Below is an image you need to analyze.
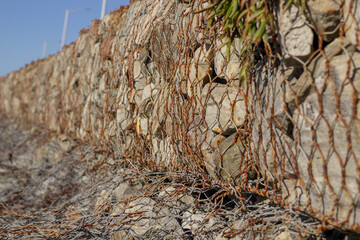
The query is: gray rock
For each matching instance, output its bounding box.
[212,133,250,185]
[291,51,360,226]
[344,0,360,47]
[202,83,246,135]
[286,38,355,111]
[151,137,176,165]
[307,0,341,42]
[57,134,72,152]
[214,38,242,82]
[116,105,132,132]
[184,44,214,99]
[181,210,217,233]
[124,196,183,238]
[141,83,158,102]
[275,228,300,240]
[278,1,313,66]
[188,60,212,98]
[113,182,142,201]
[124,197,157,237]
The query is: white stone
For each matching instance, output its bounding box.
[141,83,158,102]
[202,83,246,135]
[278,1,313,66]
[344,0,360,47]
[214,38,242,81]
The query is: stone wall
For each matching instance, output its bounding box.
[0,0,359,232]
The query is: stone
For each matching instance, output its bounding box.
[274,228,301,240]
[150,88,169,138]
[141,83,158,102]
[133,60,147,90]
[111,182,143,216]
[344,0,360,47]
[151,18,176,79]
[181,210,217,233]
[203,151,217,179]
[158,186,176,198]
[290,51,360,226]
[112,230,135,240]
[58,134,72,152]
[151,137,176,166]
[124,197,157,237]
[214,38,242,82]
[179,3,206,44]
[186,44,214,98]
[215,233,242,240]
[186,113,212,149]
[124,197,183,238]
[196,32,212,45]
[137,116,148,136]
[211,133,249,185]
[286,38,355,111]
[146,62,160,85]
[105,120,117,139]
[116,105,132,132]
[201,83,246,135]
[278,1,314,66]
[113,182,142,201]
[252,61,299,136]
[307,0,341,42]
[179,194,195,206]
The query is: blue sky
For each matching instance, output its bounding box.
[0,0,129,76]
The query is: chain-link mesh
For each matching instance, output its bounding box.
[0,0,359,238]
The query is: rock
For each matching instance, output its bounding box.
[152,137,176,166]
[105,120,117,139]
[132,59,148,103]
[187,44,214,98]
[278,1,313,66]
[202,83,246,135]
[307,0,341,42]
[275,229,298,240]
[291,51,360,226]
[186,113,212,149]
[146,62,160,85]
[111,182,143,216]
[124,197,157,237]
[344,0,360,47]
[196,32,212,45]
[112,230,135,240]
[215,233,242,240]
[212,133,247,185]
[125,197,183,238]
[179,194,195,206]
[116,105,132,132]
[150,87,169,138]
[158,186,176,198]
[151,18,176,78]
[202,134,227,178]
[194,44,214,63]
[141,83,158,102]
[113,182,142,201]
[182,210,217,233]
[58,134,72,152]
[286,38,355,111]
[179,2,207,44]
[137,116,148,136]
[203,151,217,179]
[214,38,242,82]
[187,60,211,98]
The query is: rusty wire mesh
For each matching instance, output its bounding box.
[0,0,360,239]
[115,0,360,232]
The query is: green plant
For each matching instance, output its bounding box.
[198,0,306,85]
